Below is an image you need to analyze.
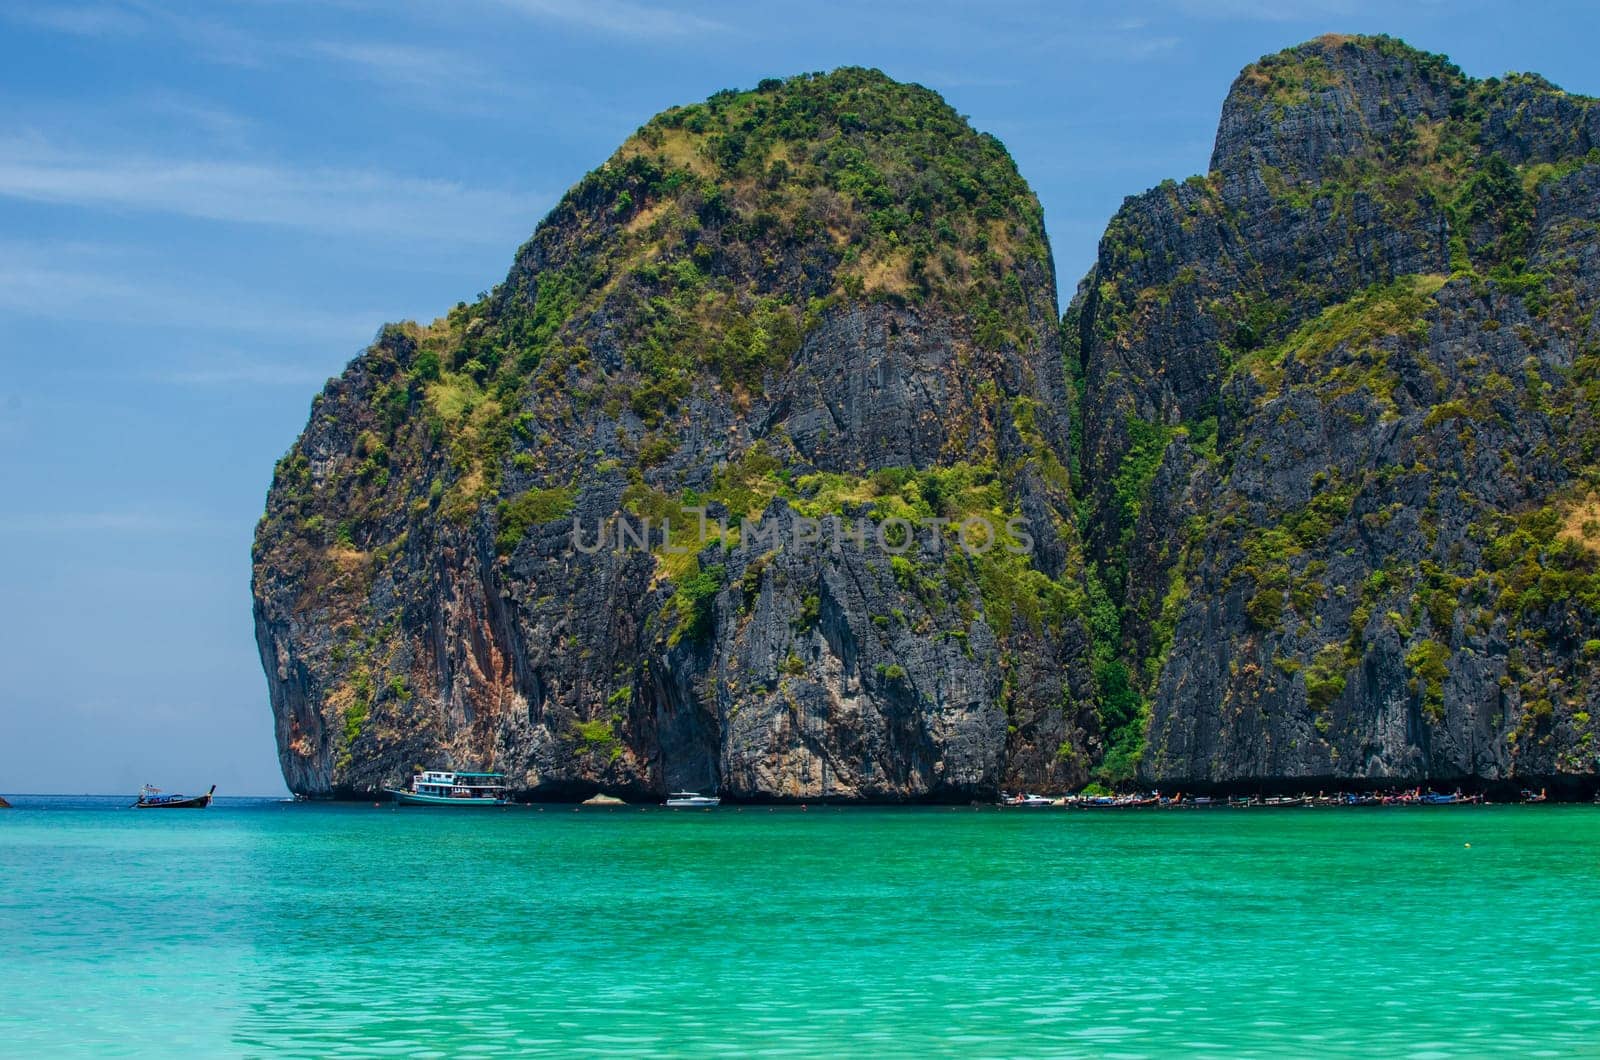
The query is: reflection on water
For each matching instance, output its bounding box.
[3,798,1599,1057]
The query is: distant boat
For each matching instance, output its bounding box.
[132,784,215,809]
[665,791,720,808]
[1419,791,1482,806]
[1071,794,1159,809]
[0,794,11,808]
[386,770,510,806]
[1001,793,1054,807]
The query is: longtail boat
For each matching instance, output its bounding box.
[132,784,215,809]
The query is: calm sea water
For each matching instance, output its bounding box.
[2,797,1598,1058]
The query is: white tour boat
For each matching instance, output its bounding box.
[386,770,510,807]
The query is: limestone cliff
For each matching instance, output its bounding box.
[253,69,1096,799]
[257,41,1600,799]
[1071,35,1600,792]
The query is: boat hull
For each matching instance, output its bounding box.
[133,794,213,809]
[386,789,509,807]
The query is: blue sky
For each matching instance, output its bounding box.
[2,0,1596,795]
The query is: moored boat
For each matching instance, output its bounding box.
[1070,794,1160,809]
[665,791,720,808]
[1418,791,1482,806]
[386,770,510,806]
[132,784,215,809]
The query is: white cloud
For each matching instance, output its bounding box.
[0,136,546,244]
[152,356,335,387]
[1167,0,1359,20]
[8,1,275,66]
[0,509,227,534]
[917,71,1023,90]
[304,39,526,103]
[5,3,145,36]
[137,2,275,67]
[490,0,725,38]
[1107,33,1182,59]
[138,93,256,143]
[308,39,472,87]
[0,239,390,342]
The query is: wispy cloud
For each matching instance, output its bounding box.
[0,509,227,534]
[0,93,257,157]
[305,39,524,102]
[7,3,614,113]
[490,0,725,39]
[6,1,276,65]
[8,2,491,80]
[151,356,334,388]
[0,239,391,342]
[1104,33,1182,60]
[129,1,274,67]
[917,71,1023,90]
[308,39,472,88]
[1028,15,1183,63]
[5,3,145,37]
[137,93,256,144]
[0,136,546,243]
[1167,0,1358,20]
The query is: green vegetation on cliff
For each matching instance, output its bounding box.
[256,37,1600,798]
[254,65,1092,799]
[1070,33,1600,786]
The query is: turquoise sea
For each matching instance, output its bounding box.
[2,797,1598,1058]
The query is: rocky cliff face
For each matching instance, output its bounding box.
[1071,35,1600,792]
[257,40,1600,799]
[253,69,1096,800]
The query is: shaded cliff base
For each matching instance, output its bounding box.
[313,774,1600,804]
[1135,775,1599,803]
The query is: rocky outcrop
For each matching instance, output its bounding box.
[254,68,1095,800]
[257,40,1600,800]
[1071,34,1600,793]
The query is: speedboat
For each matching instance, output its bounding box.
[132,784,215,809]
[386,770,510,806]
[665,791,720,808]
